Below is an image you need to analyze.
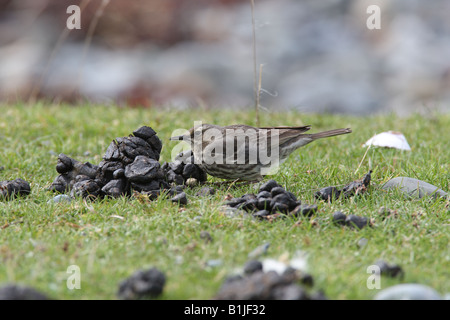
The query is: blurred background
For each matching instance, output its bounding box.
[1,0,450,115]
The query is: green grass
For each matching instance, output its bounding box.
[0,102,448,300]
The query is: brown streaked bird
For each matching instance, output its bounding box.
[171,124,351,181]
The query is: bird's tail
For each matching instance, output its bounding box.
[309,128,352,140]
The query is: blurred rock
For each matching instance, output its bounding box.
[374,284,442,300]
[2,0,450,114]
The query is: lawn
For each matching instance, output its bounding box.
[0,103,448,299]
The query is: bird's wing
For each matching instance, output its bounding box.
[257,126,311,146]
[259,125,311,132]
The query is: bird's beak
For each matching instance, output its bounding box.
[170,135,190,141]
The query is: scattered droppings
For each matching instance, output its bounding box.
[332,212,370,230]
[215,258,323,300]
[332,211,347,225]
[345,214,369,230]
[243,260,263,275]
[224,180,316,220]
[0,284,50,300]
[315,186,340,202]
[0,178,31,199]
[289,204,318,218]
[315,171,372,202]
[117,267,166,300]
[215,270,309,300]
[373,260,404,279]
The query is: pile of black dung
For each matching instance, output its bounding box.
[0,178,31,199]
[225,180,318,220]
[49,126,207,199]
[331,211,370,230]
[117,267,166,300]
[315,170,372,202]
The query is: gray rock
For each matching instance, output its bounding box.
[357,237,369,248]
[382,177,447,199]
[374,284,442,300]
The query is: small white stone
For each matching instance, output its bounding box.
[363,131,411,150]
